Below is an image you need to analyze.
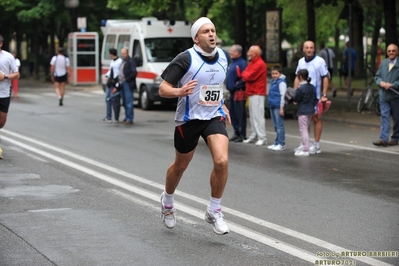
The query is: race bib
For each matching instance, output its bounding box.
[198,84,223,106]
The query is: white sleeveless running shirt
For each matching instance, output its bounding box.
[175,47,228,124]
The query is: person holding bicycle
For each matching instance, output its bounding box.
[373,44,399,147]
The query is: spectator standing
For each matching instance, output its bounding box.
[50,47,71,106]
[372,44,399,147]
[226,44,247,142]
[342,42,357,96]
[242,45,267,146]
[294,40,329,154]
[158,17,231,235]
[267,66,287,151]
[0,34,20,159]
[104,48,122,122]
[319,42,336,97]
[112,47,136,125]
[293,69,318,156]
[11,51,21,98]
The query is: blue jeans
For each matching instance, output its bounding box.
[379,97,399,141]
[121,81,134,122]
[270,107,285,145]
[229,91,239,135]
[234,98,247,137]
[105,87,120,120]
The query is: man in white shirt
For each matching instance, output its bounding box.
[103,48,123,122]
[294,40,329,154]
[50,47,71,106]
[0,34,20,159]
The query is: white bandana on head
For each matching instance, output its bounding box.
[191,17,217,57]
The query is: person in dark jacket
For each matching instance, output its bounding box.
[373,43,399,146]
[112,48,137,124]
[293,69,318,156]
[226,44,247,142]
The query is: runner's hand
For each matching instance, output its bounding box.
[179,80,197,96]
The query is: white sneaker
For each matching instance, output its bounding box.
[160,192,176,229]
[204,207,229,235]
[309,145,321,154]
[294,144,303,152]
[255,139,267,146]
[295,150,309,156]
[243,138,255,144]
[267,144,276,150]
[272,144,286,151]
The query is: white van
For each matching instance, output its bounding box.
[100,17,193,110]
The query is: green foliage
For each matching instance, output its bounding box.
[17,0,57,22]
[0,0,23,11]
[277,0,346,46]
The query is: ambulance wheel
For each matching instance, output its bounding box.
[139,86,154,110]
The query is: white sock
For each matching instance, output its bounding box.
[209,197,222,211]
[314,141,320,148]
[162,191,174,207]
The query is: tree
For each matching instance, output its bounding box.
[382,0,398,47]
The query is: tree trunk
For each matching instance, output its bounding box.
[382,0,398,47]
[306,0,316,42]
[370,14,382,73]
[234,0,247,58]
[352,2,364,78]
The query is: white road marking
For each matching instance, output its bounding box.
[267,131,399,155]
[16,93,40,99]
[1,130,394,266]
[28,208,72,212]
[90,90,105,95]
[68,92,96,97]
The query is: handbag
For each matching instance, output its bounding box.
[106,68,117,88]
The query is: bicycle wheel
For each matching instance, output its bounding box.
[356,89,366,113]
[365,87,374,110]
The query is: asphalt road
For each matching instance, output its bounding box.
[0,81,398,266]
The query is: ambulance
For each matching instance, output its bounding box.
[100,17,193,110]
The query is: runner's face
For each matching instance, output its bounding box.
[195,23,217,53]
[303,42,315,58]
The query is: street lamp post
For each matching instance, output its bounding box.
[65,0,80,32]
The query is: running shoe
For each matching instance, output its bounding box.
[160,192,176,229]
[243,138,255,144]
[271,144,286,151]
[255,139,267,146]
[267,144,276,150]
[294,144,303,152]
[309,145,321,154]
[295,150,310,156]
[204,207,229,235]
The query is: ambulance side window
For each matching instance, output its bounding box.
[132,40,143,67]
[104,35,116,60]
[117,35,130,53]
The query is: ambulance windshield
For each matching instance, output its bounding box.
[145,38,193,62]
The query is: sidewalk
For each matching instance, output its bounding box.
[16,76,381,127]
[322,87,380,127]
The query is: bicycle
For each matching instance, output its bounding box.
[356,65,381,115]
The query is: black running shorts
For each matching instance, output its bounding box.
[174,116,228,153]
[0,97,11,113]
[54,74,68,83]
